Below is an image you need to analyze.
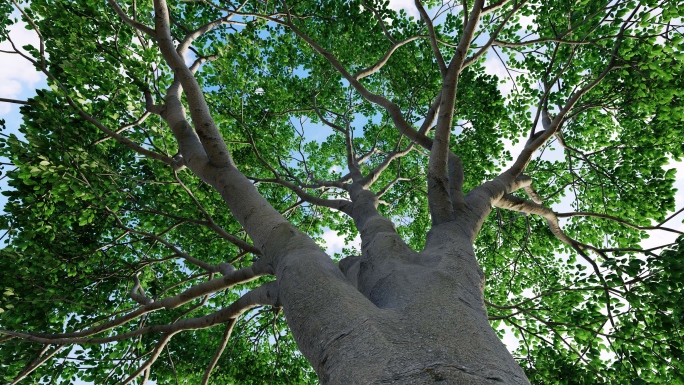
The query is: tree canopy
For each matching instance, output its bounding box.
[1,0,683,383]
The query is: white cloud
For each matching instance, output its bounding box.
[640,159,684,250]
[321,228,361,256]
[517,14,536,31]
[387,0,419,18]
[183,49,195,67]
[0,20,45,116]
[482,51,520,98]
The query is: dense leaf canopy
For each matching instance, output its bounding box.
[0,0,683,383]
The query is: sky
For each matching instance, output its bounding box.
[0,15,46,216]
[1,0,684,381]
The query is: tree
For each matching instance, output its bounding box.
[0,0,683,383]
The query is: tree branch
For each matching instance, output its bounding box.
[171,171,263,255]
[448,153,465,210]
[107,0,157,37]
[426,0,484,225]
[10,0,46,68]
[0,259,272,343]
[110,214,220,273]
[2,32,180,170]
[359,142,414,189]
[494,189,622,330]
[353,36,424,80]
[91,112,152,145]
[313,100,363,181]
[121,332,178,385]
[481,0,513,15]
[463,0,527,68]
[556,212,683,236]
[10,345,65,385]
[0,281,280,345]
[272,14,434,154]
[200,318,237,385]
[130,272,154,305]
[0,97,35,105]
[360,0,396,43]
[176,0,249,57]
[415,0,447,76]
[464,4,640,228]
[153,0,233,168]
[250,177,352,213]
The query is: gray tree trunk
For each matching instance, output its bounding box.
[172,105,530,384]
[270,211,530,384]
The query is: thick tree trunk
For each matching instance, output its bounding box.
[277,221,530,384]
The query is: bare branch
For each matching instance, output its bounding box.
[0,97,35,105]
[107,0,157,37]
[353,36,424,80]
[91,112,152,145]
[10,345,65,385]
[201,318,237,385]
[556,212,684,236]
[121,332,178,385]
[154,0,233,167]
[415,0,447,76]
[0,281,279,345]
[0,259,272,343]
[130,273,154,306]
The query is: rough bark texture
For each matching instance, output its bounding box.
[279,221,529,384]
[187,153,530,383]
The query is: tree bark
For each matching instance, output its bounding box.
[283,220,530,384]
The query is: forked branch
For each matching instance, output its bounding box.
[0,259,272,343]
[201,318,238,385]
[353,36,424,80]
[121,332,178,385]
[426,0,484,224]
[0,281,280,345]
[415,0,447,76]
[10,345,65,385]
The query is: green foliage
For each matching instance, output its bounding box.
[0,0,683,383]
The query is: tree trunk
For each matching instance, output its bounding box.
[275,220,530,384]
